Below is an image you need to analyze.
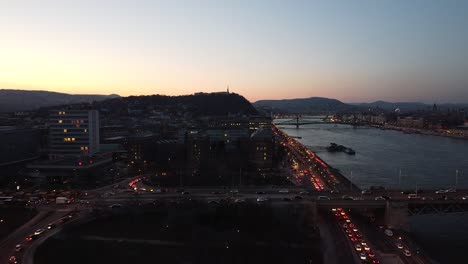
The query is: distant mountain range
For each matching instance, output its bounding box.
[352,101,468,112]
[253,97,359,114]
[254,97,468,114]
[0,89,120,112]
[0,89,257,116]
[254,97,356,114]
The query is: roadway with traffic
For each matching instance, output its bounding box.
[2,127,467,264]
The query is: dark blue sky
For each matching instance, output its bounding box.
[1,0,467,102]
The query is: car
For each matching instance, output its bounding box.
[368,251,376,258]
[211,191,223,195]
[47,223,56,229]
[256,197,268,202]
[181,191,190,195]
[294,195,303,200]
[330,189,340,194]
[462,196,468,200]
[360,240,367,246]
[374,196,386,201]
[355,244,362,251]
[350,237,358,242]
[25,234,37,241]
[359,252,367,260]
[15,244,22,252]
[59,217,70,223]
[317,195,331,200]
[8,256,18,264]
[364,245,370,251]
[384,229,393,237]
[278,189,289,193]
[230,189,239,194]
[109,204,122,209]
[256,191,265,195]
[342,195,354,200]
[299,191,310,195]
[234,199,245,203]
[403,249,412,257]
[371,259,380,264]
[34,229,45,235]
[355,232,363,238]
[347,233,354,237]
[396,243,403,249]
[435,190,448,194]
[447,189,456,193]
[282,197,292,201]
[352,227,358,232]
[361,190,372,195]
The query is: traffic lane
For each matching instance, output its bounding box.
[349,212,427,264]
[319,211,359,264]
[21,211,87,264]
[0,210,71,264]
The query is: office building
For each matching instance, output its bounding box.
[48,110,100,157]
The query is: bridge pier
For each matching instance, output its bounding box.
[385,201,409,231]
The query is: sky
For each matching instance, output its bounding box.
[0,0,467,103]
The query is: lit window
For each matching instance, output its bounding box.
[63,129,67,133]
[84,146,88,150]
[84,129,87,133]
[71,138,76,141]
[58,120,63,123]
[263,157,267,160]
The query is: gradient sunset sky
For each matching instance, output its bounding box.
[1,0,467,103]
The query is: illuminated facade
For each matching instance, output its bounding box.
[48,110,100,157]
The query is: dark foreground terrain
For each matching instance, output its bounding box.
[35,201,322,264]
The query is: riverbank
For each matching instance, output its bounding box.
[273,125,360,192]
[373,124,468,140]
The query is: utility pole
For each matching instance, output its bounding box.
[455,169,459,190]
[350,171,353,191]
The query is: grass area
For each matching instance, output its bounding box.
[35,203,323,264]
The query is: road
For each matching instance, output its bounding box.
[2,175,466,264]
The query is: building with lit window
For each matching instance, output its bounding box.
[249,128,275,168]
[48,110,100,157]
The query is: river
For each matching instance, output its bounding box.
[278,121,468,264]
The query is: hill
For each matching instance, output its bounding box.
[0,89,120,112]
[39,92,258,117]
[352,101,468,112]
[253,97,357,114]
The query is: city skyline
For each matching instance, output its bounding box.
[1,0,468,103]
